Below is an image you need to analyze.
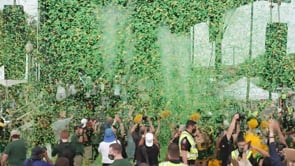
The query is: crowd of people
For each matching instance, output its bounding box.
[0,103,295,166]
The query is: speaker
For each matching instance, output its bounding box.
[265,23,288,60]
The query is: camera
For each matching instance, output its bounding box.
[238,148,244,157]
[142,116,148,121]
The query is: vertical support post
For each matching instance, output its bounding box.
[246,0,254,103]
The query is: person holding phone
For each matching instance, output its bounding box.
[24,146,53,166]
[231,131,258,166]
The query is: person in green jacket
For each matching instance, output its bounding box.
[1,129,27,166]
[109,143,132,166]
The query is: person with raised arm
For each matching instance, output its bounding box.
[258,120,286,166]
[216,113,240,166]
[24,146,53,166]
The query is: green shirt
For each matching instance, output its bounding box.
[111,159,132,166]
[4,139,27,166]
[71,134,84,155]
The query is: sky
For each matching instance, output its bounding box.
[0,0,38,18]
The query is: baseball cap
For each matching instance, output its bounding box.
[145,132,154,147]
[81,118,87,128]
[103,128,116,143]
[10,129,20,137]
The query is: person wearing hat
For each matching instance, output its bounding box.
[179,120,198,166]
[1,129,27,166]
[137,132,159,166]
[24,146,53,166]
[98,128,119,166]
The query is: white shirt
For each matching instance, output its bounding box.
[98,140,120,164]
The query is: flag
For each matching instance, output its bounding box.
[0,66,5,80]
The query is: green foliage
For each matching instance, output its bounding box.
[0,5,27,79]
[1,0,295,149]
[39,1,103,83]
[262,23,289,90]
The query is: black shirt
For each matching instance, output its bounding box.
[138,144,159,166]
[219,135,233,166]
[52,142,75,166]
[132,131,142,161]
